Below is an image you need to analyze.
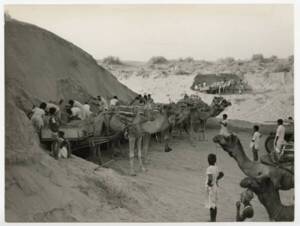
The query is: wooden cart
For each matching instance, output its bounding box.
[40,126,116,164]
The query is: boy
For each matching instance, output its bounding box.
[236,189,254,221]
[250,125,262,161]
[49,107,70,159]
[205,153,224,222]
[219,114,229,136]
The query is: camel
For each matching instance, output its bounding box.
[212,134,294,190]
[105,105,176,176]
[175,96,231,140]
[240,177,294,221]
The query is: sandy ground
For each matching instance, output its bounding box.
[107,128,293,222]
[117,74,293,123]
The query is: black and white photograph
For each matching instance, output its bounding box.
[3,2,296,223]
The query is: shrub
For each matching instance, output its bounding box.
[148,56,168,65]
[252,54,264,62]
[102,56,123,65]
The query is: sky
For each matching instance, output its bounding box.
[5,4,294,61]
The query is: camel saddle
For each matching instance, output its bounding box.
[260,154,294,175]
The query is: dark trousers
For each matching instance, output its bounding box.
[210,207,217,222]
[252,147,259,161]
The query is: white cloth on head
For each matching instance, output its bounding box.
[205,165,219,209]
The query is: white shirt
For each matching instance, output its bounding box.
[31,107,45,119]
[276,125,285,145]
[220,119,229,136]
[110,98,119,106]
[251,131,261,149]
[100,97,109,109]
[71,107,83,120]
[82,104,92,118]
[205,165,219,187]
[73,100,84,109]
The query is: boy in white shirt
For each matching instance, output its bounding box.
[205,153,224,222]
[250,125,262,161]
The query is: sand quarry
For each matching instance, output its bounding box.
[5,18,294,222]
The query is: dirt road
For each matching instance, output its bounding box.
[109,129,293,222]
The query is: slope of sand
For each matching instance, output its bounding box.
[5,19,135,112]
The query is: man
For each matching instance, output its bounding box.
[236,189,254,221]
[110,96,119,107]
[66,107,83,121]
[147,94,154,104]
[98,96,108,112]
[274,118,286,161]
[130,95,141,106]
[31,102,47,131]
[69,99,90,120]
[46,99,63,119]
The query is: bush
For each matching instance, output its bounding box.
[102,56,123,65]
[273,63,291,73]
[148,56,168,65]
[184,57,194,62]
[252,54,264,62]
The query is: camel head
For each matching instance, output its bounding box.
[213,133,242,159]
[240,177,276,195]
[210,96,231,117]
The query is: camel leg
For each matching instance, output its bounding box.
[128,136,136,176]
[137,136,146,172]
[143,134,151,164]
[203,121,207,141]
[164,130,172,152]
[189,119,196,141]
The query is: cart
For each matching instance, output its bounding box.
[40,125,117,164]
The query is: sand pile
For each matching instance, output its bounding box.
[5,19,135,107]
[5,19,154,222]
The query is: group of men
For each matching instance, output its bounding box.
[30,95,121,132]
[130,93,154,106]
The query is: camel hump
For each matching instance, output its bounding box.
[260,154,294,175]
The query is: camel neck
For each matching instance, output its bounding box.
[257,190,285,220]
[232,141,251,166]
[209,104,222,117]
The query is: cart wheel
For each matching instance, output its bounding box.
[51,141,59,159]
[265,134,275,153]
